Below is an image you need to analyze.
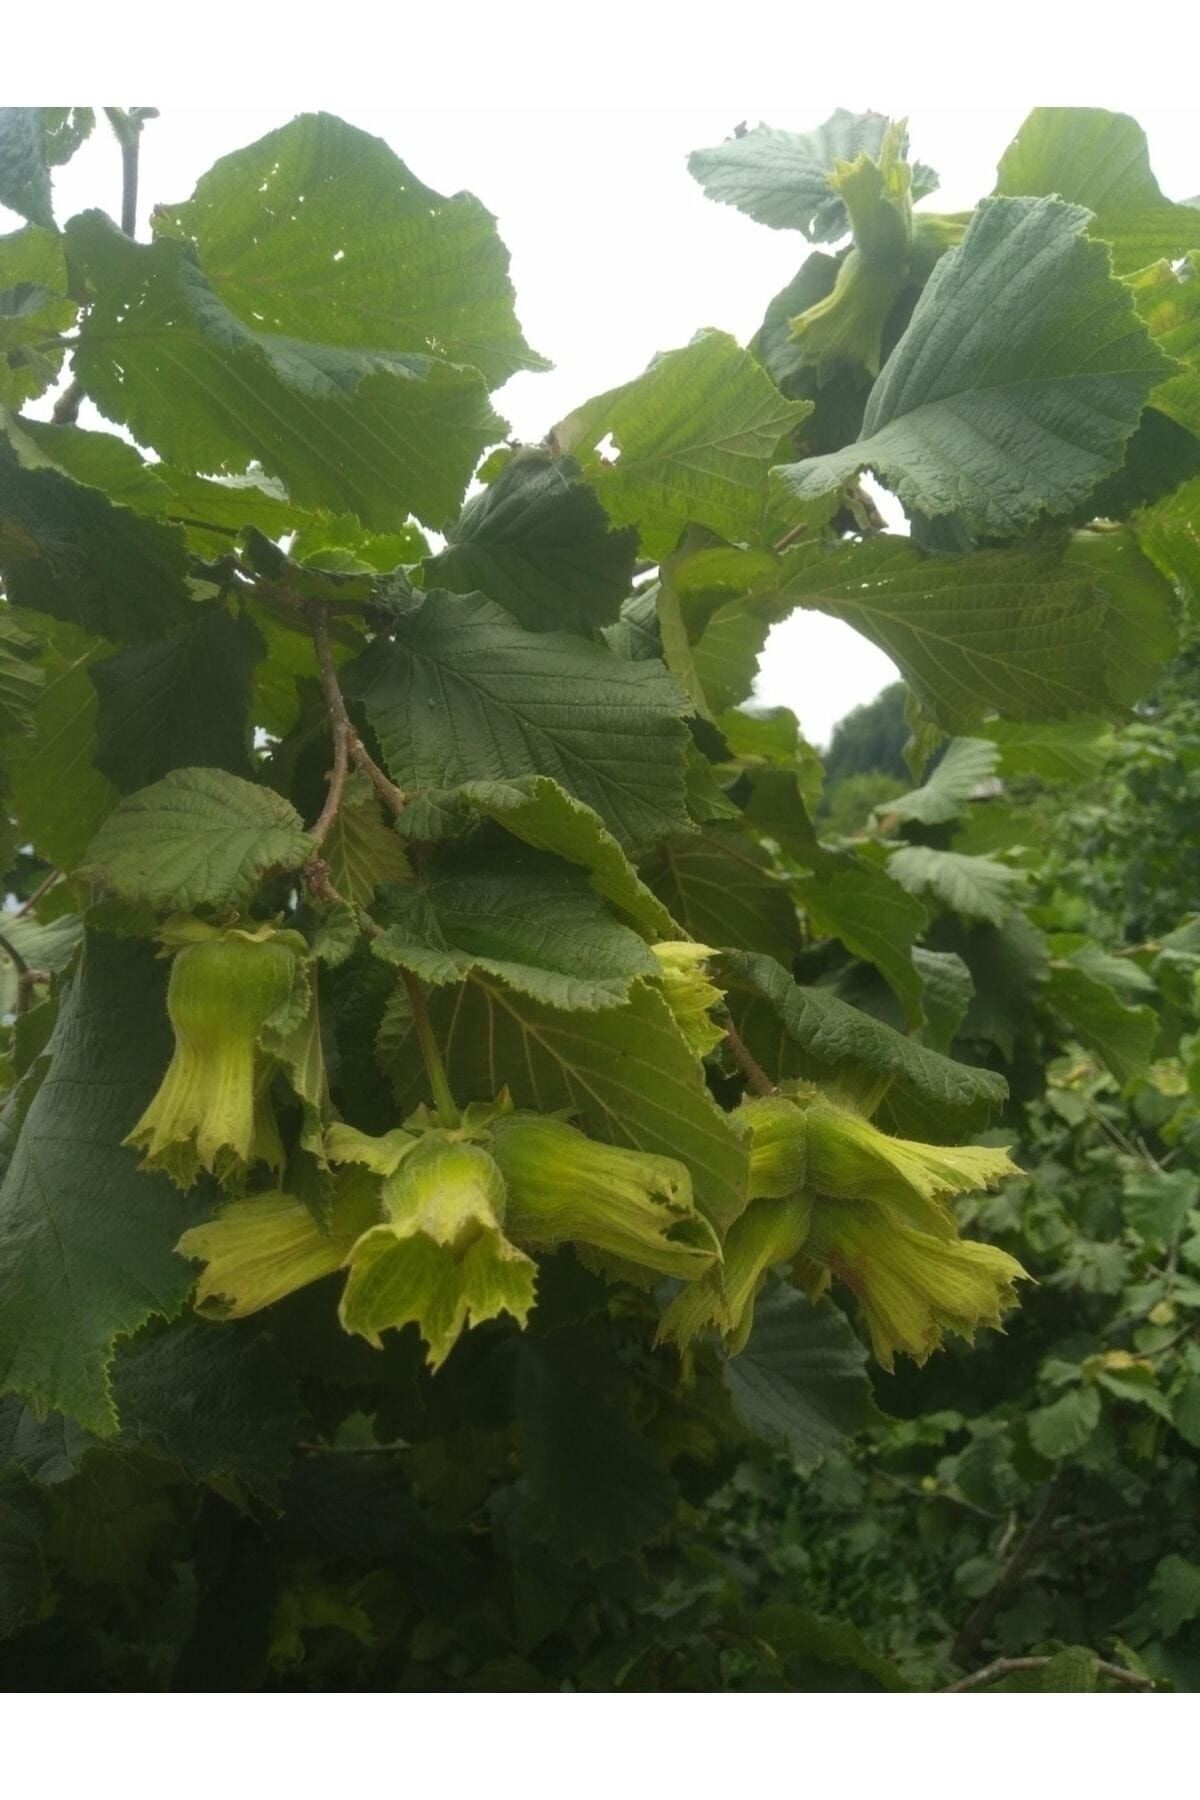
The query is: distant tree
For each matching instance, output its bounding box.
[821,681,910,793]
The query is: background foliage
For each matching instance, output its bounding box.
[1,102,1198,1692]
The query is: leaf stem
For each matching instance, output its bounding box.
[722,1018,776,1096]
[400,969,459,1127]
[13,868,61,917]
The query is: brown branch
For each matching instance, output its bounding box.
[952,1475,1067,1668]
[307,602,406,821]
[941,1655,1160,1694]
[723,1018,776,1096]
[309,719,352,850]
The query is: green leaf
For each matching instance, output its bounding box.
[1172,1377,1200,1449]
[67,211,504,533]
[90,607,264,793]
[1027,1385,1102,1458]
[1046,962,1158,1084]
[688,110,935,241]
[886,846,1026,927]
[394,776,675,939]
[323,775,411,909]
[977,718,1112,783]
[0,935,209,1435]
[1036,1648,1099,1693]
[1141,1555,1200,1637]
[0,109,55,227]
[774,531,1175,732]
[775,197,1171,538]
[556,331,808,559]
[753,1601,912,1692]
[659,542,790,717]
[0,224,76,408]
[721,951,1007,1137]
[1093,1362,1173,1421]
[0,913,81,1018]
[109,1322,304,1505]
[78,767,313,911]
[0,1398,89,1487]
[913,948,973,1054]
[343,591,691,852]
[372,853,658,1010]
[933,913,1048,1061]
[1137,473,1200,607]
[12,418,317,556]
[723,1278,879,1470]
[425,451,637,635]
[156,110,546,388]
[379,977,748,1231]
[516,1325,677,1566]
[5,612,119,869]
[0,424,194,642]
[1122,1169,1199,1246]
[0,1475,45,1641]
[643,828,801,964]
[881,738,999,825]
[995,109,1200,274]
[1128,258,1200,440]
[798,860,929,1026]
[0,609,43,737]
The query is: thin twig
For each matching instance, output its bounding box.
[13,868,61,918]
[309,718,352,849]
[722,1018,776,1096]
[307,602,406,819]
[952,1475,1066,1668]
[296,1441,409,1456]
[942,1655,1160,1694]
[0,930,50,1015]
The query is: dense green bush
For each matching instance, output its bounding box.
[0,102,1198,1692]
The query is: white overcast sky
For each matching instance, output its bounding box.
[5,12,1198,742]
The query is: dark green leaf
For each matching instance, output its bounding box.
[67,211,504,533]
[721,951,1007,1137]
[643,828,801,963]
[343,590,691,851]
[777,198,1171,538]
[516,1326,677,1566]
[111,1323,304,1505]
[426,451,637,634]
[90,607,264,792]
[372,853,658,1010]
[723,1279,879,1470]
[0,425,193,641]
[0,935,210,1434]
